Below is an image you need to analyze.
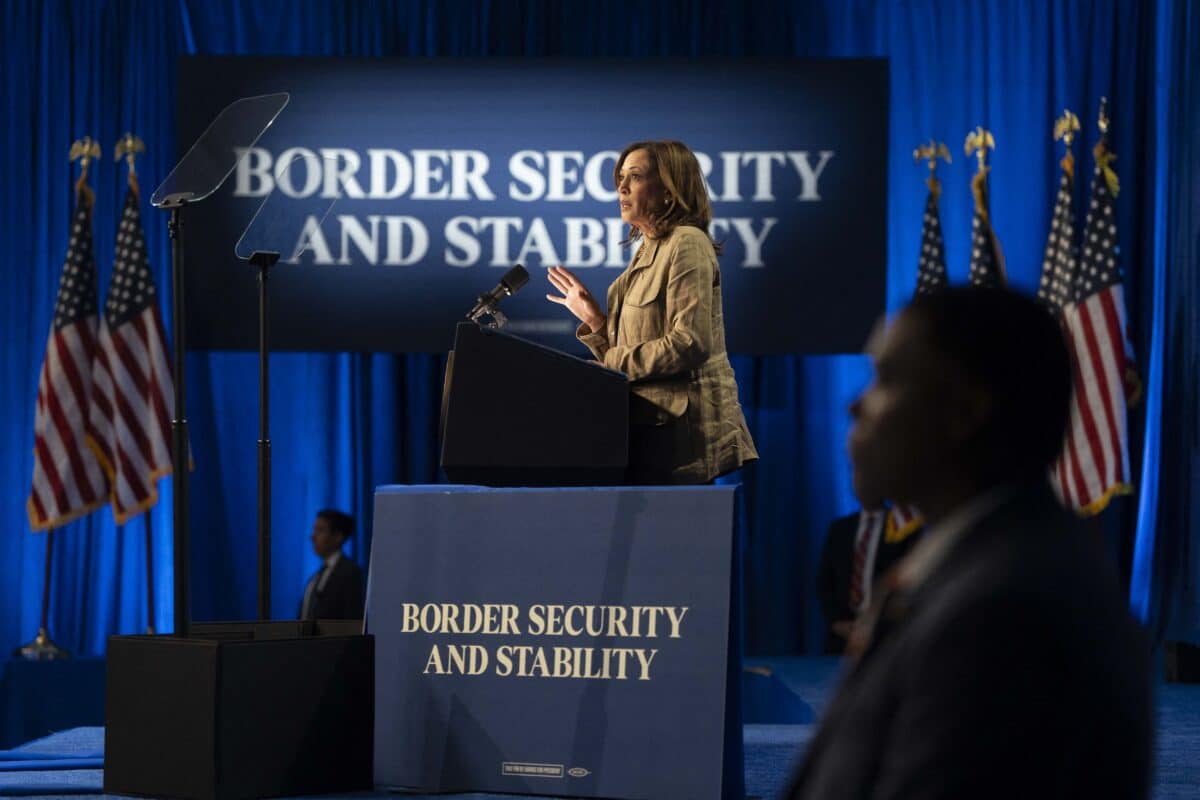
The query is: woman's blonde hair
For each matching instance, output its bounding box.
[614,140,722,254]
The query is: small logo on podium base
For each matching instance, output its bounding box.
[502,762,564,778]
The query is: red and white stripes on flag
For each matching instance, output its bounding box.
[86,188,175,523]
[28,200,109,530]
[1038,138,1136,515]
[1057,261,1135,509]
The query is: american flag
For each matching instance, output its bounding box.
[1036,155,1079,313]
[27,200,109,530]
[86,187,175,523]
[1041,140,1135,515]
[914,177,948,296]
[967,169,1006,287]
[884,505,923,544]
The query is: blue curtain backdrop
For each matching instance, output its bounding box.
[1129,0,1199,646]
[1,0,1195,657]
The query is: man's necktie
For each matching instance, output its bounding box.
[848,512,880,611]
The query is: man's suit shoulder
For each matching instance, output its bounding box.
[935,492,1112,595]
[318,555,364,620]
[336,554,363,575]
[330,555,363,589]
[906,490,1139,664]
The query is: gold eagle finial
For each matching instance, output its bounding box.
[69,137,101,173]
[1054,110,1080,147]
[913,140,952,199]
[115,133,147,195]
[912,140,951,173]
[964,126,996,174]
[69,137,102,209]
[1054,111,1080,176]
[115,133,145,173]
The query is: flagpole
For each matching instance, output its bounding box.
[14,529,70,659]
[18,138,104,660]
[911,140,951,296]
[965,126,1006,287]
[111,134,166,635]
[145,514,156,633]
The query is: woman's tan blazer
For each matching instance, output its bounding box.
[579,225,758,483]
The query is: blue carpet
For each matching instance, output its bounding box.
[1151,684,1200,800]
[0,727,103,796]
[2,658,1197,799]
[742,667,815,724]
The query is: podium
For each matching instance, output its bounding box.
[368,485,741,800]
[440,322,629,486]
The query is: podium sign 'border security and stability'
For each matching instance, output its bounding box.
[177,58,888,355]
[367,485,738,799]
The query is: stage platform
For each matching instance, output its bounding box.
[1,657,1196,799]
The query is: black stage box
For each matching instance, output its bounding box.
[1167,641,1200,683]
[104,621,372,800]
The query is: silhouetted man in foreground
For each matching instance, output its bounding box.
[299,509,364,621]
[786,287,1152,799]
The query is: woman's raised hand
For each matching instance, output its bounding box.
[546,265,606,334]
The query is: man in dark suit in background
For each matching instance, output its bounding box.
[816,493,923,654]
[299,509,364,621]
[786,287,1152,799]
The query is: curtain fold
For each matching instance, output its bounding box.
[1130,0,1199,644]
[0,0,1192,657]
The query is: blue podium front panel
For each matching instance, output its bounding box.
[368,485,736,800]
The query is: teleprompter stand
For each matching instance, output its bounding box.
[104,96,373,800]
[232,153,344,620]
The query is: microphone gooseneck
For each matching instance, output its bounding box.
[468,264,528,322]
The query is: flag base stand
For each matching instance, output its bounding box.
[13,529,70,660]
[104,620,373,800]
[12,628,71,660]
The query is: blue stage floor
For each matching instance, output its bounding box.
[1,657,1196,799]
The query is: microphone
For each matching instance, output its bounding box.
[467,264,529,322]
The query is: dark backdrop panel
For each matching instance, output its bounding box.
[0,0,1195,661]
[178,57,887,354]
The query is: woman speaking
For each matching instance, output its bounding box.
[546,140,757,485]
